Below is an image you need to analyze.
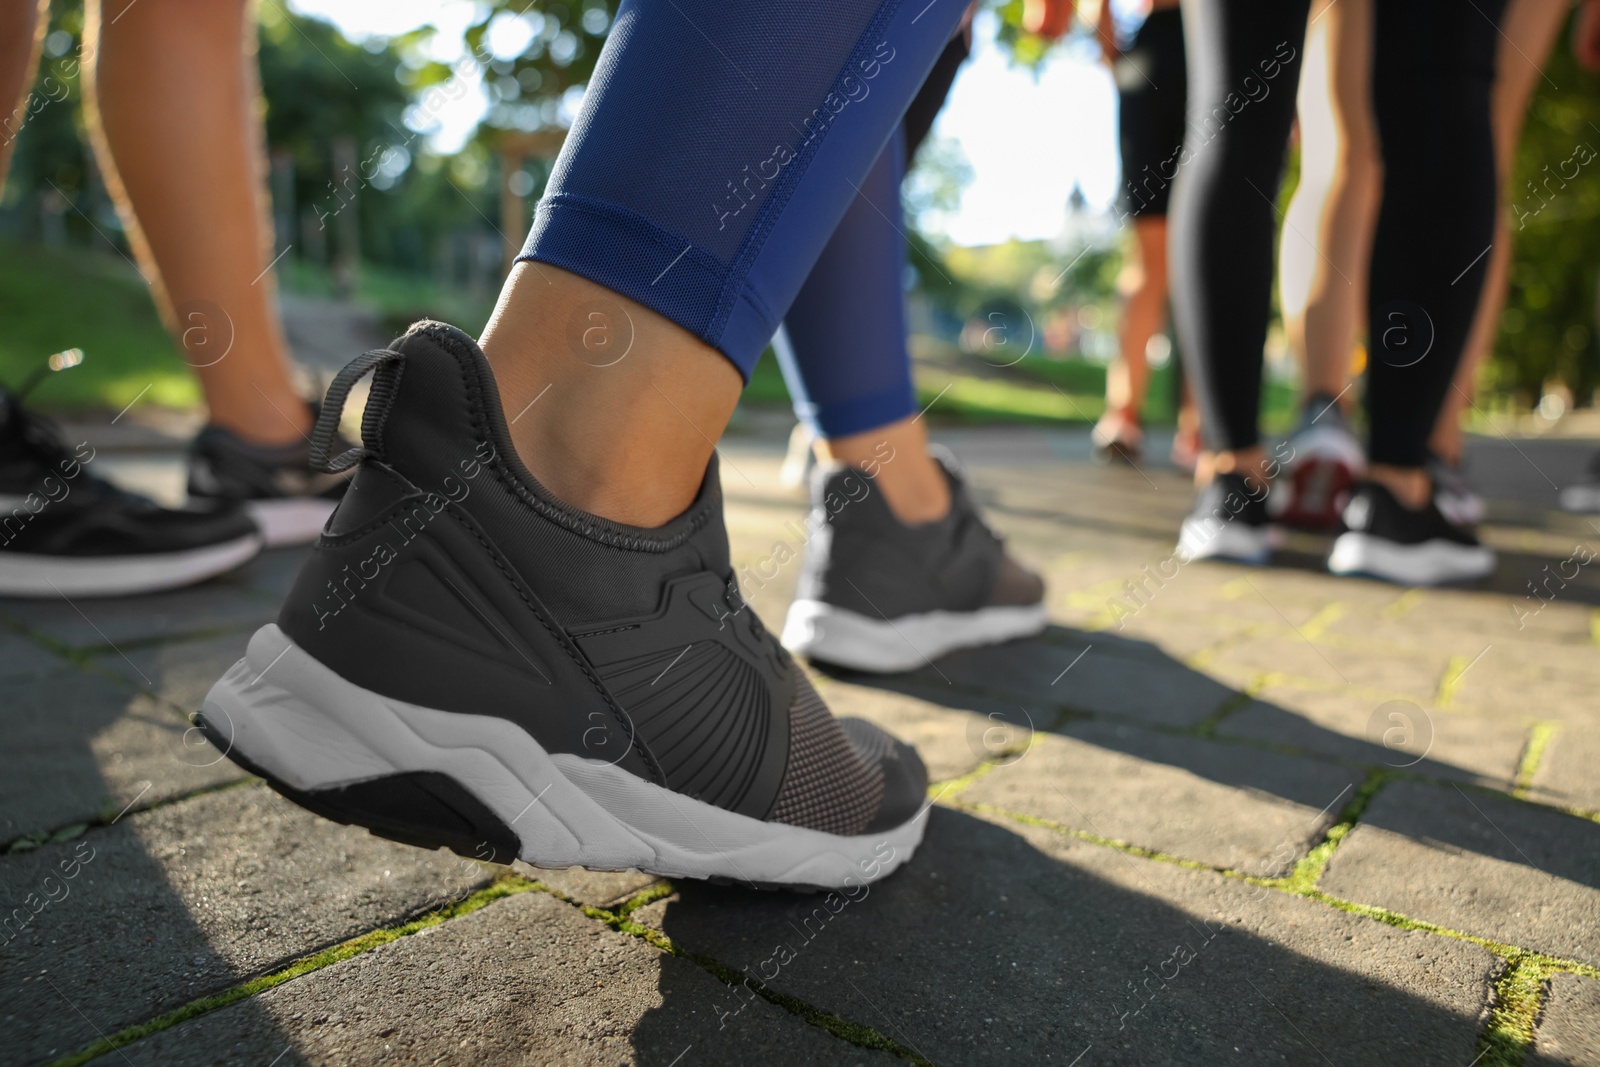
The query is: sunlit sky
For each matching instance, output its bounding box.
[287,1,1123,247]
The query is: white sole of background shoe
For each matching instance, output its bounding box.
[1176,517,1273,566]
[245,498,339,548]
[0,532,261,598]
[203,625,924,889]
[1327,532,1496,585]
[780,599,1048,674]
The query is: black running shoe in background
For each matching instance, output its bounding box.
[781,454,1046,673]
[200,322,927,889]
[0,391,260,597]
[1177,471,1273,564]
[1328,481,1495,585]
[188,405,352,547]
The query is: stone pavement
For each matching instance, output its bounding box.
[3,424,1599,1066]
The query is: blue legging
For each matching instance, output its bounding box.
[517,0,971,384]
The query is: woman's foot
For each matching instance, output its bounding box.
[0,389,260,597]
[1177,471,1274,565]
[1091,409,1145,464]
[186,404,354,547]
[200,323,928,889]
[781,451,1046,673]
[1328,481,1496,585]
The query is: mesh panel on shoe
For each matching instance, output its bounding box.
[768,670,883,836]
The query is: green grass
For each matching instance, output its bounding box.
[0,240,198,411]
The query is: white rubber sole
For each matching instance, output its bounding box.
[781,598,1048,674]
[203,625,924,888]
[1176,517,1273,565]
[1328,532,1496,585]
[245,498,338,548]
[0,533,262,598]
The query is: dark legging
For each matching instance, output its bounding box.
[779,29,972,439]
[517,0,971,380]
[1171,0,1504,468]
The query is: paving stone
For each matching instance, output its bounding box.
[957,722,1356,876]
[1218,686,1528,787]
[889,636,1238,729]
[0,625,67,682]
[0,782,494,1066]
[0,668,244,844]
[1321,780,1600,965]
[124,887,898,1067]
[1531,973,1600,1067]
[94,629,252,713]
[519,863,662,910]
[1205,634,1448,704]
[1530,724,1600,814]
[0,580,276,651]
[631,806,1495,1066]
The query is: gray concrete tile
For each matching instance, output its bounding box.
[1530,724,1600,815]
[0,581,276,652]
[93,630,252,714]
[1321,780,1600,966]
[0,626,68,682]
[123,888,898,1067]
[888,635,1238,729]
[957,722,1356,876]
[1218,686,1528,787]
[630,806,1495,1066]
[0,668,243,845]
[0,782,494,1066]
[1531,972,1600,1067]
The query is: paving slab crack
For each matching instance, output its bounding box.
[1,776,256,855]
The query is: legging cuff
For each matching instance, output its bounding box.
[796,382,918,439]
[518,193,778,382]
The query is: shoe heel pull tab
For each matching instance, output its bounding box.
[310,348,405,474]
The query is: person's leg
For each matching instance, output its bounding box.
[209,0,974,888]
[1106,216,1167,424]
[0,0,47,186]
[83,0,306,446]
[1330,0,1504,584]
[1427,0,1567,464]
[1170,0,1310,562]
[481,1,968,529]
[782,26,972,525]
[1364,0,1505,496]
[1170,0,1312,490]
[1279,0,1378,404]
[780,130,946,523]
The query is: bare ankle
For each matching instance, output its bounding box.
[479,263,742,527]
[816,416,951,526]
[1367,464,1430,509]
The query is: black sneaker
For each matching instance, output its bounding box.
[780,454,1045,673]
[1328,481,1495,584]
[198,322,927,889]
[0,391,260,598]
[1176,471,1273,564]
[1425,452,1485,526]
[187,407,352,547]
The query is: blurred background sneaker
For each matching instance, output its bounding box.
[1328,481,1495,585]
[0,388,260,597]
[1558,450,1600,513]
[1426,452,1487,526]
[1091,409,1144,465]
[187,402,353,547]
[1270,392,1365,531]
